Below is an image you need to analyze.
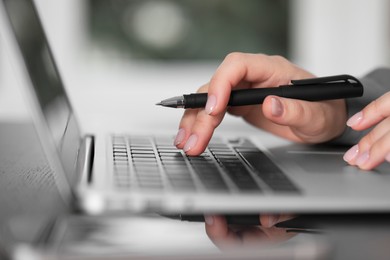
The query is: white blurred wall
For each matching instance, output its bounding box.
[291,0,390,76]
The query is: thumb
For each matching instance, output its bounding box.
[262,96,345,143]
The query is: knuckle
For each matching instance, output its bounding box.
[270,55,287,63]
[359,131,376,150]
[372,99,381,114]
[288,101,330,140]
[270,55,290,66]
[195,116,209,129]
[225,52,245,62]
[371,139,387,156]
[288,101,307,122]
[192,116,213,133]
[195,114,216,131]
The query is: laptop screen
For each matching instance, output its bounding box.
[4,0,82,187]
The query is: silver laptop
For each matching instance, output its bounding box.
[2,0,390,216]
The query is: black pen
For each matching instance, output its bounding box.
[156,75,363,109]
[162,214,323,233]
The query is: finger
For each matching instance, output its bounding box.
[347,92,390,130]
[174,108,199,148]
[261,96,347,143]
[175,84,218,152]
[206,53,272,115]
[206,53,310,116]
[357,131,390,170]
[259,214,296,228]
[175,84,209,148]
[205,215,241,249]
[348,119,390,170]
[182,109,226,156]
[344,118,390,166]
[358,117,390,153]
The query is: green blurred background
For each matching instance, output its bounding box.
[87,0,289,60]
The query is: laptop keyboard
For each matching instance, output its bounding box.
[112,136,300,194]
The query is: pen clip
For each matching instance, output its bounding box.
[291,74,361,86]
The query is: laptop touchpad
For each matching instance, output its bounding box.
[269,144,390,174]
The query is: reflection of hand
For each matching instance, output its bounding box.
[344,92,390,170]
[204,214,296,250]
[174,53,347,156]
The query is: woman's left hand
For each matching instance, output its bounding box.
[343,92,390,170]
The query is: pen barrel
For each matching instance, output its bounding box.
[280,82,363,101]
[183,82,363,108]
[184,93,208,108]
[184,90,275,108]
[228,82,363,106]
[227,88,282,106]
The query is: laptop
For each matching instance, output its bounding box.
[2,0,390,216]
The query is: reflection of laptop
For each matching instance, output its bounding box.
[2,0,390,216]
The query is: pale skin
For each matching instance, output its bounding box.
[203,214,297,249]
[173,52,389,247]
[343,91,390,170]
[174,53,348,154]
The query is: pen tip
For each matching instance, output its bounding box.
[155,102,162,106]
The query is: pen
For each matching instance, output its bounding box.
[156,74,363,109]
[162,214,323,233]
[163,213,390,233]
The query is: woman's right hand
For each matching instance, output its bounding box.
[174,53,348,156]
[204,214,296,250]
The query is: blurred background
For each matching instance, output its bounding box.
[87,0,289,60]
[0,0,389,133]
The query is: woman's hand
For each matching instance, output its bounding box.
[174,53,348,156]
[343,92,390,170]
[204,214,296,250]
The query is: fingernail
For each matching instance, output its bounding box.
[356,151,369,166]
[386,154,390,163]
[343,144,359,162]
[205,95,217,115]
[183,134,198,152]
[174,128,185,146]
[346,112,363,127]
[204,215,214,226]
[271,97,283,117]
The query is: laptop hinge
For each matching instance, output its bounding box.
[77,135,95,185]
